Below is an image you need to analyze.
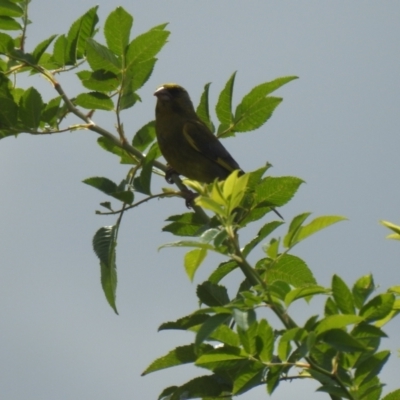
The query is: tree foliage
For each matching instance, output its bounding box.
[1,2,399,399]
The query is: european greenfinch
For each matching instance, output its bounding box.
[154,84,283,219]
[154,84,242,183]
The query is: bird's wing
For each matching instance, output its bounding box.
[183,120,241,172]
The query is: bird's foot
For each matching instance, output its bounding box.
[179,189,198,209]
[165,165,180,184]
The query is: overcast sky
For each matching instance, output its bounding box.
[1,2,400,399]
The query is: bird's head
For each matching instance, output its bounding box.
[154,84,195,115]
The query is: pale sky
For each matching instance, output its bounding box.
[1,2,400,399]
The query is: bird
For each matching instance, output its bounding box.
[154,83,283,219]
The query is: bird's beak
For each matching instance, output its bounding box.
[154,86,171,101]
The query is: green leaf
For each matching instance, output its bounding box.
[283,212,311,248]
[266,366,282,395]
[196,82,214,132]
[86,38,121,74]
[316,384,352,399]
[322,329,366,352]
[104,7,132,58]
[76,70,120,92]
[184,248,207,281]
[254,176,304,206]
[243,221,283,257]
[41,96,62,127]
[256,319,274,362]
[75,92,114,110]
[360,293,395,322]
[0,31,13,53]
[0,16,21,30]
[355,351,390,387]
[139,141,160,195]
[195,313,231,347]
[382,389,400,400]
[93,226,118,314]
[285,285,328,306]
[265,254,317,287]
[163,212,208,237]
[232,360,265,395]
[159,314,209,331]
[126,25,169,66]
[291,215,347,246]
[66,6,99,64]
[234,91,282,132]
[278,328,307,361]
[208,260,238,284]
[332,274,355,314]
[83,176,118,194]
[208,324,240,347]
[142,343,212,375]
[0,0,23,17]
[195,345,245,365]
[216,72,236,126]
[18,87,43,129]
[128,57,157,92]
[52,34,68,66]
[197,281,230,307]
[161,375,231,400]
[353,274,375,309]
[324,297,339,316]
[32,34,57,63]
[232,309,256,331]
[132,120,156,151]
[315,315,364,336]
[97,136,137,164]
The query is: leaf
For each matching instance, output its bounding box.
[197,281,230,306]
[315,315,364,336]
[232,360,265,395]
[184,248,208,281]
[278,328,307,361]
[322,329,366,352]
[283,212,311,248]
[83,176,118,194]
[52,34,68,66]
[104,7,132,58]
[92,226,118,314]
[0,16,21,30]
[126,26,169,66]
[256,319,274,362]
[196,82,214,132]
[242,221,283,257]
[163,212,209,237]
[355,351,390,387]
[332,274,355,314]
[382,389,400,400]
[216,72,236,126]
[254,176,304,206]
[0,31,13,53]
[159,314,209,331]
[142,343,213,375]
[195,313,231,347]
[195,345,245,365]
[360,293,395,322]
[291,215,347,245]
[76,70,120,92]
[265,254,317,287]
[75,92,114,110]
[352,274,375,309]
[42,96,62,127]
[18,87,43,129]
[161,375,231,400]
[208,260,238,284]
[132,120,156,151]
[32,34,57,63]
[232,309,256,331]
[139,142,160,195]
[66,6,99,64]
[0,0,23,17]
[86,38,121,74]
[97,137,137,164]
[285,285,329,306]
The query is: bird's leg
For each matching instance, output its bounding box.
[179,189,198,209]
[165,164,180,184]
